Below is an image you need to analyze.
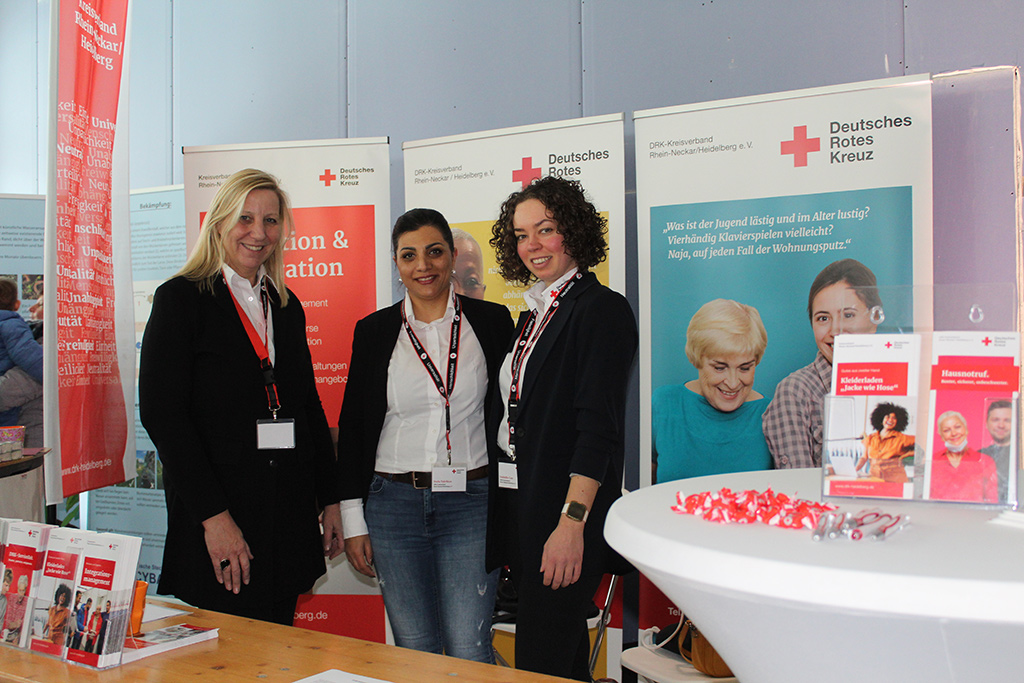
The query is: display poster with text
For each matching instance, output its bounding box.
[404,114,625,314]
[48,0,135,500]
[86,186,186,594]
[635,75,934,627]
[0,195,45,450]
[183,139,390,641]
[0,195,45,315]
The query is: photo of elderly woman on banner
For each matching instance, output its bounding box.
[648,187,916,481]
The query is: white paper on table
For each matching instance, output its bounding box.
[142,603,188,623]
[291,670,395,683]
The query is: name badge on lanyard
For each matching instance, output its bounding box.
[403,292,464,491]
[432,465,467,491]
[498,462,518,490]
[502,272,581,490]
[223,271,293,451]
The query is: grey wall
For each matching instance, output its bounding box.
[4,0,1023,220]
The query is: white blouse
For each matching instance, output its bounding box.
[341,287,488,538]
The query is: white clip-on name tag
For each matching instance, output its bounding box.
[498,462,518,489]
[432,466,467,492]
[257,418,295,449]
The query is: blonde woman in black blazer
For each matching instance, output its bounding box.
[140,169,343,625]
[337,209,513,662]
[487,177,637,681]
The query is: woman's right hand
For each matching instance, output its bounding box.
[202,510,253,593]
[344,535,376,578]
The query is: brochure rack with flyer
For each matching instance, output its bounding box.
[824,330,1020,508]
[0,522,142,670]
[825,334,922,500]
[923,331,1019,506]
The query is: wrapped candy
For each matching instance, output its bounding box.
[671,487,837,530]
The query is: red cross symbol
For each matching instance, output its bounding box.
[319,169,336,187]
[780,126,820,167]
[982,337,993,346]
[512,157,541,188]
[885,342,893,349]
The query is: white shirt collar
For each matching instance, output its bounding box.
[523,266,579,315]
[402,285,456,328]
[222,263,268,292]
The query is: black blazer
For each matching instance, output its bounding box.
[337,295,514,501]
[139,275,339,611]
[486,272,638,577]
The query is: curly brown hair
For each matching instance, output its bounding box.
[489,176,608,286]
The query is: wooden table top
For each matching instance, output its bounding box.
[0,600,569,683]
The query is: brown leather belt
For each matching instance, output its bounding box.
[375,465,488,490]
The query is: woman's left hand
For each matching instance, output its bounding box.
[321,503,344,560]
[540,519,585,589]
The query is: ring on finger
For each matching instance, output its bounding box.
[220,558,230,570]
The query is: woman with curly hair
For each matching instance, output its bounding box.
[855,401,915,482]
[43,584,72,645]
[487,176,637,680]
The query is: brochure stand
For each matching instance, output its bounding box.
[1,586,136,669]
[822,283,1020,508]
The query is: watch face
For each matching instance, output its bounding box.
[566,501,588,521]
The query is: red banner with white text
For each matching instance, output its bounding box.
[53,0,132,496]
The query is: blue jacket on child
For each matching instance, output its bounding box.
[0,309,43,425]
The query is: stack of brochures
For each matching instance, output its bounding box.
[0,518,142,669]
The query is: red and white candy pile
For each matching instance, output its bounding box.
[671,487,837,530]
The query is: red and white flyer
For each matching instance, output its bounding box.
[824,334,921,500]
[1,522,51,648]
[64,532,140,668]
[28,527,90,657]
[925,331,1019,506]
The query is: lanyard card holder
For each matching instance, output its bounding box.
[257,418,295,449]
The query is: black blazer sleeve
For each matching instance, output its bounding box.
[337,308,391,501]
[139,277,230,525]
[566,289,636,483]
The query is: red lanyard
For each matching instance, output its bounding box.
[223,271,280,418]
[506,271,582,457]
[401,292,461,464]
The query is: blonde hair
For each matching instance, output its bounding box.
[177,168,294,306]
[685,299,768,368]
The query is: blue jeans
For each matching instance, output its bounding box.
[365,474,498,662]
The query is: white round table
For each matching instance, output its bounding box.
[605,469,1024,683]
